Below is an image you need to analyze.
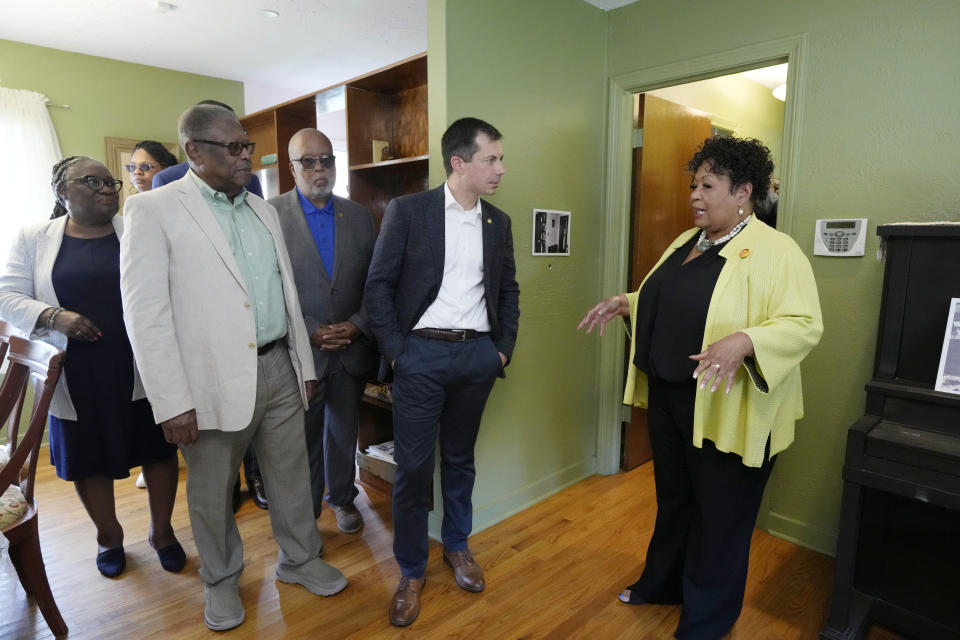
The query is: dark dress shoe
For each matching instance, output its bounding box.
[232,475,242,513]
[389,576,425,627]
[443,548,485,592]
[247,475,268,510]
[96,547,126,578]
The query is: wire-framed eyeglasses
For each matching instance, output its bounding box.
[124,162,159,173]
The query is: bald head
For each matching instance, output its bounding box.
[288,128,336,206]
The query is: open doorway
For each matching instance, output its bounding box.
[620,63,788,470]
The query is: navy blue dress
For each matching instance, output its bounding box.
[48,232,176,481]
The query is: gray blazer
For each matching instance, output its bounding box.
[268,189,379,379]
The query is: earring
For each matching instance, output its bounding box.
[738,205,744,216]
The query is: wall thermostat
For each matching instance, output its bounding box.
[814,218,867,257]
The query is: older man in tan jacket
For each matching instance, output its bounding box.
[120,104,347,631]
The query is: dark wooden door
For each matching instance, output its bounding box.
[621,93,713,470]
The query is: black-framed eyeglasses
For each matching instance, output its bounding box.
[193,139,256,156]
[124,162,159,173]
[292,155,336,170]
[64,176,123,193]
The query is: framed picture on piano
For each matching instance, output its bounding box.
[934,297,960,394]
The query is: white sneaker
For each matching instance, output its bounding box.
[135,472,146,489]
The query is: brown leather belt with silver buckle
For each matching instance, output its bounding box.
[257,338,285,355]
[411,328,486,342]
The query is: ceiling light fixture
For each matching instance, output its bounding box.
[261,9,280,18]
[772,84,787,101]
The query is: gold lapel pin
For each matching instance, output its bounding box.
[739,248,750,258]
[486,218,492,224]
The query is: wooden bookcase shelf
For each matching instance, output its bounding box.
[240,54,427,500]
[350,154,429,171]
[240,52,427,224]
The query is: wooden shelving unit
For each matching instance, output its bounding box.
[240,54,428,498]
[240,52,428,223]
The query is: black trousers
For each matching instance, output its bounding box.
[629,378,775,640]
[390,333,501,578]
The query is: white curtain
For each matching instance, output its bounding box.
[0,87,62,263]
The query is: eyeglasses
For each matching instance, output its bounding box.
[124,162,159,173]
[193,139,256,156]
[64,176,123,193]
[292,155,336,170]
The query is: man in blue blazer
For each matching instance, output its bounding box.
[365,117,520,627]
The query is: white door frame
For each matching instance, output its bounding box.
[595,35,808,475]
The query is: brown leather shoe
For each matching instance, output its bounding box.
[443,548,485,592]
[388,576,425,627]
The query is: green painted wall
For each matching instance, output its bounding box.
[0,39,244,164]
[427,0,608,535]
[0,39,242,447]
[648,73,785,174]
[607,0,960,553]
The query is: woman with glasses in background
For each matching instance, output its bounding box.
[126,140,179,193]
[0,156,184,578]
[126,141,178,491]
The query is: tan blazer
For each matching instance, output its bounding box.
[119,175,316,431]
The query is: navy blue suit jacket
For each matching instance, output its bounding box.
[365,185,520,376]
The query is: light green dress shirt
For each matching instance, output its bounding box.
[189,170,287,346]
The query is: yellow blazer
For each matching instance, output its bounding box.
[622,219,823,467]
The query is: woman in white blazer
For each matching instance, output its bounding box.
[0,156,183,578]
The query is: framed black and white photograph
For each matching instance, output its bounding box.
[935,297,960,394]
[532,209,571,256]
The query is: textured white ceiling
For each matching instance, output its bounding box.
[0,0,427,112]
[1,0,647,114]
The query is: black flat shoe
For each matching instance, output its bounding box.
[97,547,126,578]
[155,541,187,572]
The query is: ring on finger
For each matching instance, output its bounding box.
[711,363,720,369]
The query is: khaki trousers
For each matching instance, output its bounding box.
[180,346,321,586]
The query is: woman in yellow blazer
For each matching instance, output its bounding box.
[579,137,822,639]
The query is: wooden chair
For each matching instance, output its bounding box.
[0,320,27,441]
[0,335,67,637]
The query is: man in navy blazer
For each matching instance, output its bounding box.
[365,117,520,627]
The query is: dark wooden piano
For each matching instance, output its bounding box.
[822,223,960,639]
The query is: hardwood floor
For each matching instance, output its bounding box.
[2,451,903,639]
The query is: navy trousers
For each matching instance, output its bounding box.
[391,333,501,578]
[629,378,776,640]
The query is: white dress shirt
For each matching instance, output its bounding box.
[414,182,490,331]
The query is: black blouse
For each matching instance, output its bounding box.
[633,233,727,383]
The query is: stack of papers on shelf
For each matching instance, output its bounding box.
[366,441,395,464]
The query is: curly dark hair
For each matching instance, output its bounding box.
[133,140,179,169]
[687,136,774,208]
